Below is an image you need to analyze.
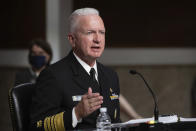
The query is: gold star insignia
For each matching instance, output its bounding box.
[37,120,42,128]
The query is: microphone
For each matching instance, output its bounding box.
[129,70,159,122]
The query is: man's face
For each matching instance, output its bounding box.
[69,15,105,64]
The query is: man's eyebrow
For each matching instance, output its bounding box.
[87,30,95,32]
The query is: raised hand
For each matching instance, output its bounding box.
[75,88,103,120]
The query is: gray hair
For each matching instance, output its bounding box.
[68,8,100,33]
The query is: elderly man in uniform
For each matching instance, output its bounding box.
[29,8,121,131]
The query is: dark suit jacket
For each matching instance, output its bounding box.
[29,51,120,131]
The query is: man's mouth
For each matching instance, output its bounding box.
[91,46,100,49]
[91,46,101,52]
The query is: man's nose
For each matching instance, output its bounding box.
[93,34,101,44]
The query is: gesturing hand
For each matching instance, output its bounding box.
[75,88,103,120]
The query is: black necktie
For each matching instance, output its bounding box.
[90,68,96,83]
[89,68,100,90]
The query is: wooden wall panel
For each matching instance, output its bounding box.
[73,0,196,48]
[1,0,46,49]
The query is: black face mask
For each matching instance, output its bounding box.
[29,55,46,70]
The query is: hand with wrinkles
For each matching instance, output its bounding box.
[75,88,103,120]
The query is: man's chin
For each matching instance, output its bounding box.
[92,54,102,59]
[87,55,101,61]
[93,52,103,57]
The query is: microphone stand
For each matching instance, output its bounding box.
[130,70,159,122]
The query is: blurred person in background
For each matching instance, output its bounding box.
[14,39,52,86]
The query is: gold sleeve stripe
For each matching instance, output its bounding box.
[50,115,56,131]
[47,116,52,131]
[44,112,65,131]
[53,115,57,131]
[44,117,47,131]
[44,117,50,131]
[54,112,65,131]
[37,120,42,128]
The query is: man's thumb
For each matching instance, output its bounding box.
[88,87,92,95]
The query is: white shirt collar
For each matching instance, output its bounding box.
[73,52,98,79]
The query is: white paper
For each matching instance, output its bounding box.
[125,115,178,125]
[111,115,196,129]
[180,117,196,122]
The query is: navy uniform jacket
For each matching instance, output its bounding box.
[29,51,120,131]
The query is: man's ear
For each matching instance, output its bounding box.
[67,34,75,47]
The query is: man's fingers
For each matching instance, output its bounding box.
[76,88,104,119]
[88,87,92,95]
[88,95,103,113]
[83,92,100,101]
[83,88,92,97]
[87,92,100,99]
[89,99,103,107]
[77,88,103,119]
[90,105,101,112]
[88,96,103,103]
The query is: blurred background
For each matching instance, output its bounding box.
[1,0,196,130]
